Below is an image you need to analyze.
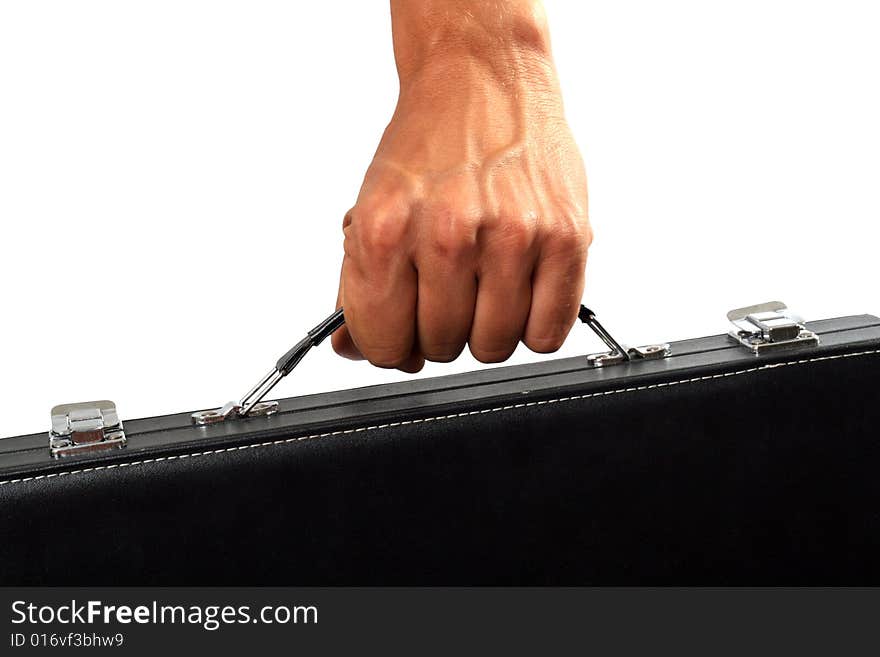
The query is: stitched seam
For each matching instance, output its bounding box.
[2,348,877,488]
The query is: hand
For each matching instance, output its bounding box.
[332,0,591,372]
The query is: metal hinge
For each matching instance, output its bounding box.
[579,306,672,367]
[49,400,127,458]
[727,301,819,354]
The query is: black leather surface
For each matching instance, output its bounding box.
[1,341,879,584]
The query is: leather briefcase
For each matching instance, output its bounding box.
[1,302,878,585]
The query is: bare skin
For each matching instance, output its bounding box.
[332,0,591,372]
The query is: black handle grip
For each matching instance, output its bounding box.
[275,308,346,376]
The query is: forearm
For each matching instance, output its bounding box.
[384,0,566,171]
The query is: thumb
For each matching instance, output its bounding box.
[331,255,364,360]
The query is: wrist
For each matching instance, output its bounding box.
[390,0,555,86]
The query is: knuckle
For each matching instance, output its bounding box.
[582,221,595,247]
[484,214,537,257]
[555,213,591,244]
[573,219,594,249]
[501,216,538,254]
[426,216,476,262]
[341,209,354,231]
[362,218,407,256]
[543,215,592,256]
[349,205,409,257]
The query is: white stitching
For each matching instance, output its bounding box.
[2,348,877,488]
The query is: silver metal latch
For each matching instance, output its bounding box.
[49,400,127,458]
[579,306,671,367]
[727,301,819,354]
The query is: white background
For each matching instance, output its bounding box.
[0,1,877,437]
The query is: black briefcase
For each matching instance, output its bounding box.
[1,302,878,585]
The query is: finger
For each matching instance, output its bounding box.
[331,254,364,361]
[343,208,418,369]
[417,265,477,362]
[468,223,536,363]
[416,228,478,363]
[523,229,589,353]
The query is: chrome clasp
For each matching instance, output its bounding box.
[727,301,819,354]
[50,400,127,458]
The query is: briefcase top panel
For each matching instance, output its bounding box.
[1,314,878,482]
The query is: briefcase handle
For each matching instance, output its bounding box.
[191,303,676,427]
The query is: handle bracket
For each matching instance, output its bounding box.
[191,309,345,425]
[579,306,671,367]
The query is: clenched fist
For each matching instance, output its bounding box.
[332,0,591,372]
